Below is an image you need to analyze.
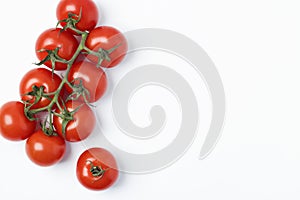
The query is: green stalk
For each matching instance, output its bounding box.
[29,32,89,115]
[25,13,120,135]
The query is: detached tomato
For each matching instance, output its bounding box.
[76,148,119,191]
[86,26,128,68]
[36,28,78,70]
[53,101,96,142]
[26,130,66,167]
[20,68,63,109]
[0,101,37,141]
[67,61,107,103]
[56,0,99,33]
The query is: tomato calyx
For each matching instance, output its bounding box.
[36,47,68,73]
[57,8,84,35]
[41,122,57,137]
[83,44,121,67]
[41,109,59,137]
[87,160,107,179]
[25,85,51,102]
[23,85,52,119]
[54,102,83,138]
[66,78,91,103]
[24,107,37,122]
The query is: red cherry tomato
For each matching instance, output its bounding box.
[26,130,66,167]
[67,61,107,103]
[0,101,37,141]
[86,26,128,68]
[76,148,119,191]
[20,68,64,109]
[36,28,78,71]
[56,0,99,33]
[53,101,96,142]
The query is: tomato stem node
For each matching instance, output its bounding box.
[86,160,106,178]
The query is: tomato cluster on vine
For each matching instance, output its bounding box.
[0,0,126,191]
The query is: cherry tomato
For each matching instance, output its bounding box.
[26,130,66,167]
[0,101,37,141]
[86,26,128,68]
[53,101,96,142]
[36,28,78,71]
[56,0,99,33]
[67,61,107,103]
[76,148,119,191]
[20,68,63,109]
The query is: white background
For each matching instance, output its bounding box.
[0,0,300,199]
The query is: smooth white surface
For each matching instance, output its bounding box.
[0,0,300,199]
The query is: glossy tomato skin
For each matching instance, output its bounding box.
[53,101,96,142]
[20,68,63,109]
[0,101,37,141]
[56,0,99,33]
[26,130,66,167]
[86,26,128,68]
[67,61,107,103]
[36,28,78,70]
[76,148,119,191]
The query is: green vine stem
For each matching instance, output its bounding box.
[24,12,120,136]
